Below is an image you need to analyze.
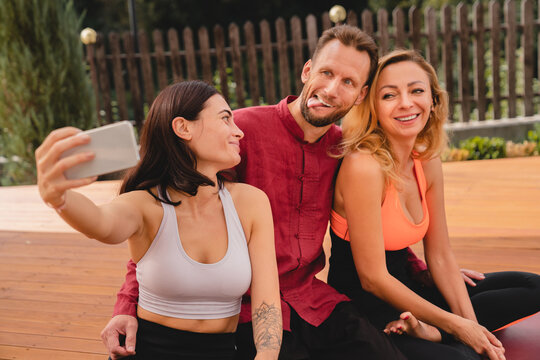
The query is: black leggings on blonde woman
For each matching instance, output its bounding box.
[328,231,540,360]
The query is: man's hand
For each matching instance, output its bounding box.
[460,268,485,287]
[100,315,138,359]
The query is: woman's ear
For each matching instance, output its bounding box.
[172,117,192,140]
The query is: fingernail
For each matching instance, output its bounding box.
[127,346,135,351]
[403,315,410,320]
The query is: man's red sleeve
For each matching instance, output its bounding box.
[406,247,428,274]
[112,259,139,317]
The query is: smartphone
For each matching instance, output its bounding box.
[61,121,140,180]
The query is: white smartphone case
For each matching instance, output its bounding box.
[62,121,140,180]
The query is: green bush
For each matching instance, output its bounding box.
[458,136,506,160]
[0,0,97,185]
[527,123,540,153]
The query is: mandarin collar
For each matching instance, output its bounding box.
[277,96,309,144]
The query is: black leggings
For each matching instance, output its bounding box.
[125,318,237,360]
[328,232,540,360]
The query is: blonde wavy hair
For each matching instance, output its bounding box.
[339,49,449,184]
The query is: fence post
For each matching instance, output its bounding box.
[441,5,454,121]
[244,21,260,106]
[473,2,486,121]
[260,20,276,104]
[522,0,534,116]
[425,7,438,69]
[108,32,128,121]
[214,25,229,102]
[505,0,517,118]
[276,18,291,99]
[96,33,113,124]
[457,4,470,122]
[291,16,304,94]
[378,9,389,55]
[229,23,245,108]
[198,27,213,84]
[490,1,502,120]
[393,8,406,49]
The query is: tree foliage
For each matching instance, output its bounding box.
[75,0,369,34]
[0,0,97,185]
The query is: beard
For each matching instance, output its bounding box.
[299,94,352,128]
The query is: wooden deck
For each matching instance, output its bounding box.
[0,157,539,359]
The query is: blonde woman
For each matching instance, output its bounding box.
[328,50,538,360]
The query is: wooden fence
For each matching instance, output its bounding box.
[85,0,540,128]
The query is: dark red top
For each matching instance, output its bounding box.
[112,96,428,331]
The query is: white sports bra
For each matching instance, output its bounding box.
[137,186,252,319]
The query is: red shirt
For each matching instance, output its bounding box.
[112,96,427,330]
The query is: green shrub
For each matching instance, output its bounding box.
[458,136,506,160]
[0,0,97,185]
[527,123,540,153]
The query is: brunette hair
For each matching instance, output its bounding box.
[120,80,225,205]
[312,24,378,87]
[340,49,449,184]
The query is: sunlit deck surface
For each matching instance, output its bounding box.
[0,157,539,359]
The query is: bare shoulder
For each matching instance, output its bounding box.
[339,150,384,183]
[420,156,443,189]
[225,182,270,209]
[115,189,156,206]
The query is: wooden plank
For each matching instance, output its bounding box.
[214,25,229,102]
[290,16,304,94]
[152,29,168,90]
[0,331,105,354]
[0,345,105,360]
[442,5,455,121]
[425,7,438,69]
[138,31,155,106]
[393,8,406,49]
[85,43,102,125]
[490,0,502,119]
[183,27,198,81]
[306,14,318,56]
[198,27,213,84]
[457,3,470,122]
[108,32,128,121]
[229,23,245,108]
[521,0,534,116]
[347,10,358,27]
[505,0,517,118]
[275,17,291,99]
[167,28,183,82]
[244,21,260,106]
[378,9,389,55]
[260,20,276,104]
[95,33,113,124]
[361,9,374,37]
[473,2,486,121]
[321,12,331,31]
[409,6,422,52]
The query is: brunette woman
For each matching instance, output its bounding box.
[36,81,282,359]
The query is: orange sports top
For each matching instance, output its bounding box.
[330,158,429,251]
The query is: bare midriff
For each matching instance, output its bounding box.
[137,306,239,333]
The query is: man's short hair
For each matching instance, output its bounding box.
[312,25,378,87]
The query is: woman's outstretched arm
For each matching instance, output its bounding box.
[36,127,142,244]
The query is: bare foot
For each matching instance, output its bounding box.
[384,312,442,342]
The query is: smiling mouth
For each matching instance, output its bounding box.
[395,114,420,122]
[307,94,334,109]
